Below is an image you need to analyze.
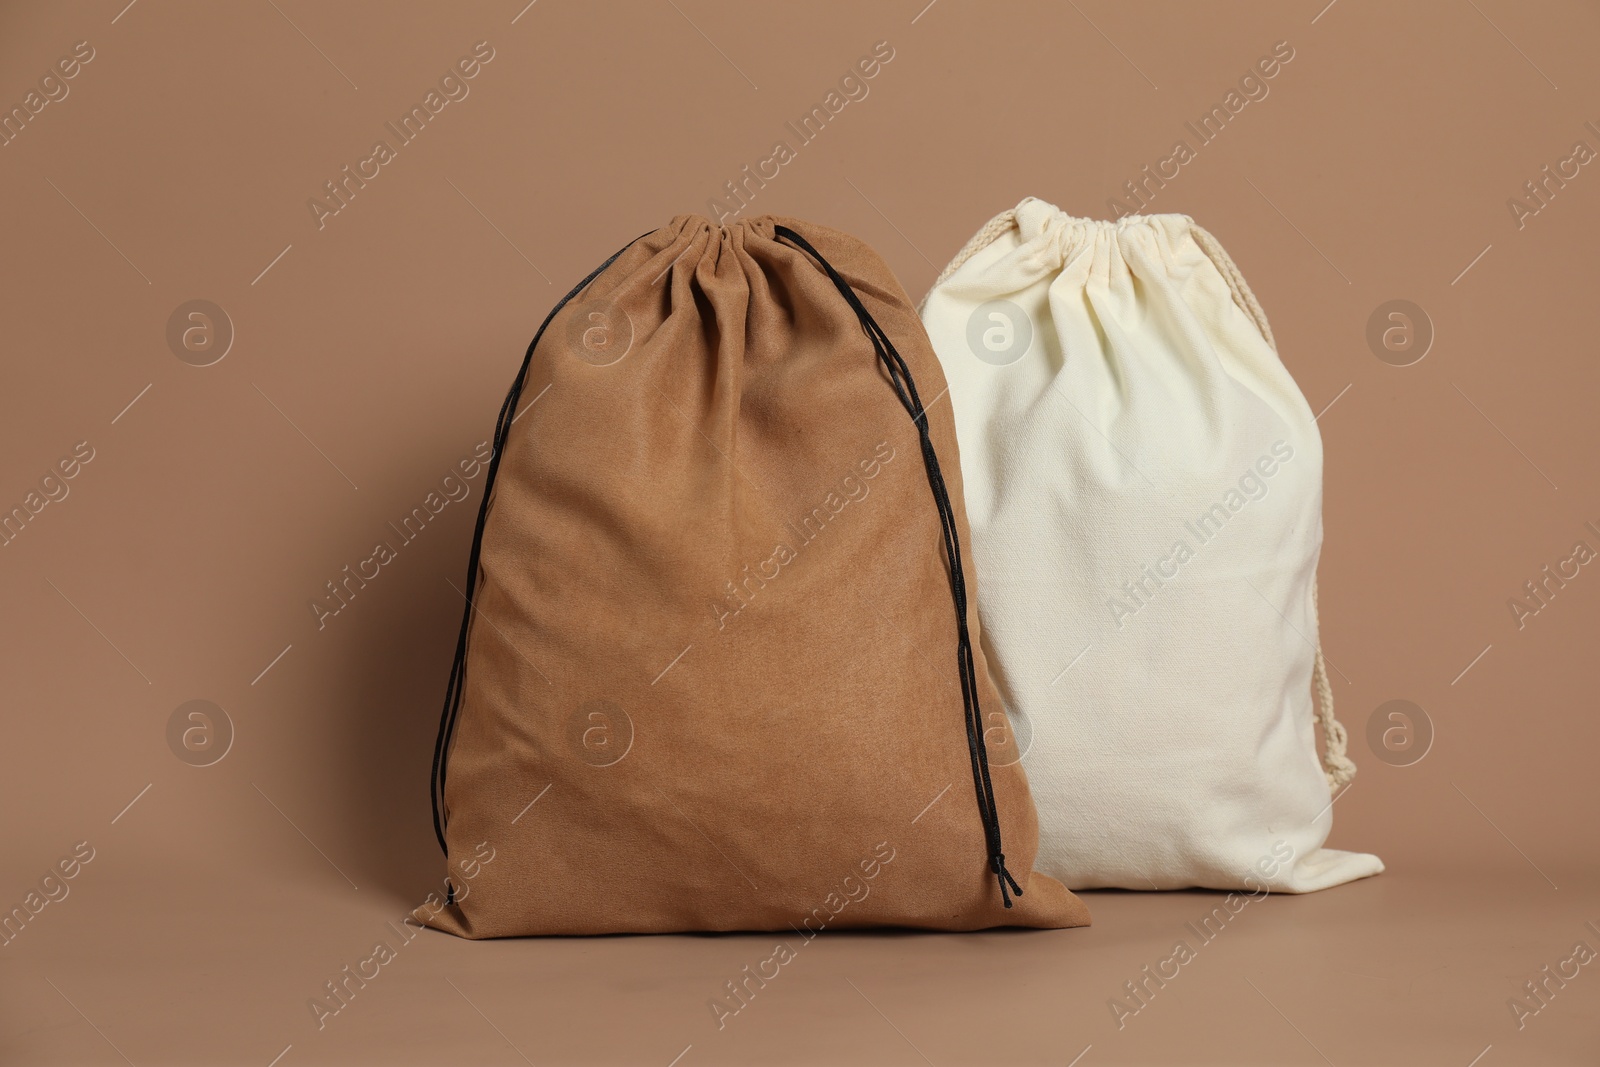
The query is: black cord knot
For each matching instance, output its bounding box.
[991,854,1023,908]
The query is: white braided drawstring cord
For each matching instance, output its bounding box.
[1191,221,1356,790]
[1311,579,1357,788]
[918,206,1019,311]
[1191,224,1276,351]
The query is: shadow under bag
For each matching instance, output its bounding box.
[426,214,1089,936]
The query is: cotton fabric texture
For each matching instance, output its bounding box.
[919,197,1383,893]
[426,213,1090,936]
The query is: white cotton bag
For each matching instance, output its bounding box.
[919,198,1382,892]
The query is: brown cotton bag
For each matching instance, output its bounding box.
[424,213,1088,937]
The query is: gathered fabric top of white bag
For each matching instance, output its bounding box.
[920,197,1383,893]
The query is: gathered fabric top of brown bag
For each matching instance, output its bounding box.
[425,213,1090,937]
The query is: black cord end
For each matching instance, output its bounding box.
[993,855,1023,908]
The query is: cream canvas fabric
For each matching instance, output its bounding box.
[919,197,1383,892]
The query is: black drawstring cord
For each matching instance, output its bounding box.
[430,234,646,854]
[773,225,1021,908]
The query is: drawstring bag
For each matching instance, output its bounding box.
[918,197,1383,893]
[425,213,1090,936]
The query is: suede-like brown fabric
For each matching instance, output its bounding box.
[426,215,1089,936]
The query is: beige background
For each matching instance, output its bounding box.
[2,1,1597,1064]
